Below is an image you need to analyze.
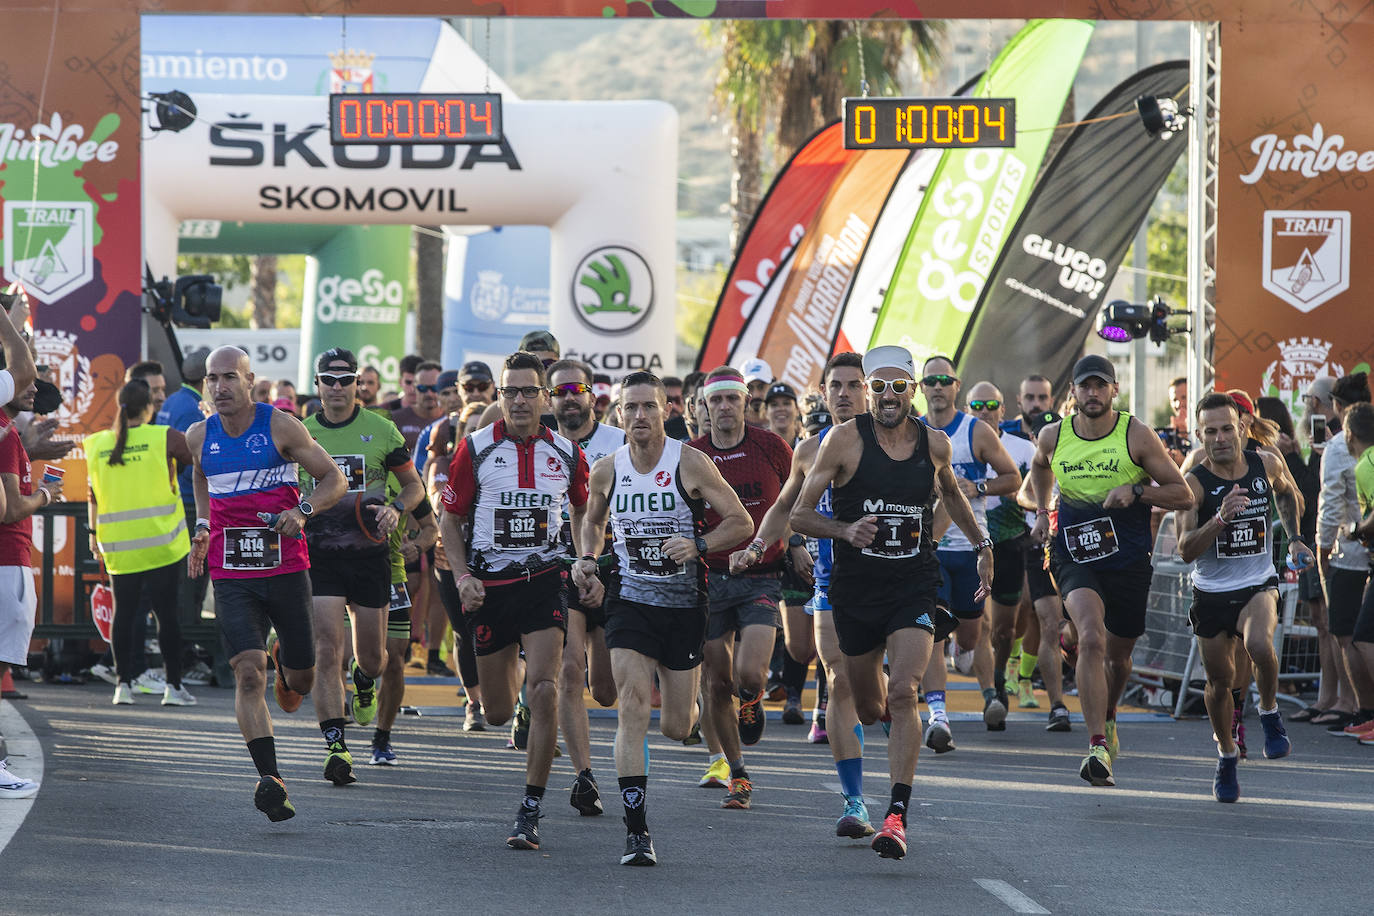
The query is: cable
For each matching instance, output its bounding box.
[20,1,62,268]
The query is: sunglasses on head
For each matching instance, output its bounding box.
[498,385,545,400]
[415,384,440,393]
[867,377,912,395]
[317,373,357,388]
[969,399,1001,411]
[921,374,957,387]
[551,382,591,397]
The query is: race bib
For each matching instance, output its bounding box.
[389,582,412,611]
[1217,516,1267,558]
[223,527,281,570]
[862,512,923,559]
[333,454,366,493]
[624,535,683,577]
[493,506,547,549]
[1063,518,1119,563]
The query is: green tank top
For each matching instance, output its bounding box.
[1051,411,1152,567]
[302,406,409,556]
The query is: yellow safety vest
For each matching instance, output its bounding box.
[84,424,189,575]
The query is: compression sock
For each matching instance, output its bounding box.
[321,718,348,750]
[619,776,648,833]
[1019,651,1039,681]
[1231,688,1245,713]
[1011,636,1023,659]
[854,722,865,749]
[815,660,828,708]
[925,690,947,721]
[782,649,808,699]
[427,648,441,667]
[247,736,280,779]
[728,759,748,780]
[521,784,545,813]
[836,756,863,798]
[886,783,912,825]
[372,729,390,748]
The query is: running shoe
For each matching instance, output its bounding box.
[836,796,875,838]
[1233,709,1247,759]
[1259,711,1291,759]
[699,757,730,788]
[161,684,197,706]
[765,676,786,702]
[182,660,213,686]
[507,808,541,849]
[112,683,134,706]
[782,692,805,725]
[253,775,295,822]
[89,663,117,685]
[131,668,166,695]
[1017,678,1040,709]
[1105,719,1121,761]
[463,701,487,732]
[1213,755,1239,803]
[738,691,765,746]
[1358,731,1374,746]
[267,634,304,714]
[924,718,956,753]
[721,776,752,809]
[1079,745,1115,787]
[681,720,702,746]
[621,831,657,866]
[426,659,456,677]
[1005,655,1020,692]
[807,714,829,745]
[323,743,357,786]
[983,693,1008,731]
[0,761,39,799]
[569,769,604,816]
[871,813,907,859]
[368,743,398,766]
[1046,704,1072,732]
[350,660,377,727]
[508,702,530,750]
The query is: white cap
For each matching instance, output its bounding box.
[862,345,914,378]
[737,357,773,386]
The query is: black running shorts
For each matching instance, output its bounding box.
[1189,578,1278,639]
[309,551,392,610]
[1023,539,1057,603]
[990,536,1027,605]
[831,579,938,657]
[604,597,707,670]
[214,571,315,669]
[467,567,567,656]
[1049,553,1154,640]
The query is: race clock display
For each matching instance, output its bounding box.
[329,93,503,145]
[842,97,1015,150]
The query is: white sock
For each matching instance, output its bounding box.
[708,753,724,765]
[1258,705,1278,716]
[1219,748,1239,759]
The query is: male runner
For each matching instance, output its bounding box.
[739,351,879,836]
[301,347,424,785]
[573,371,751,865]
[187,346,348,821]
[439,351,598,850]
[691,366,793,809]
[1029,355,1193,786]
[918,357,1020,744]
[548,358,625,817]
[792,345,991,860]
[1175,393,1303,801]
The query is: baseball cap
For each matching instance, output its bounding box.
[316,346,358,373]
[862,345,915,378]
[765,381,797,404]
[181,347,211,383]
[1072,354,1116,385]
[437,370,460,391]
[518,330,560,356]
[272,397,295,412]
[1029,410,1060,435]
[738,357,772,386]
[459,360,493,383]
[1305,376,1335,407]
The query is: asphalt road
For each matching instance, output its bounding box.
[2,680,1372,915]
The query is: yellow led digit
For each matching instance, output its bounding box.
[985,103,1006,142]
[853,105,876,145]
[958,105,978,144]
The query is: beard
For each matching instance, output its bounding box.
[557,401,590,430]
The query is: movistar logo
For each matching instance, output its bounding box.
[862,498,922,515]
[571,245,654,335]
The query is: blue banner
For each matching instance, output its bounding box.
[442,226,551,368]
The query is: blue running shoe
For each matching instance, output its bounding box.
[368,743,397,766]
[836,795,875,838]
[1259,711,1291,759]
[1213,754,1239,803]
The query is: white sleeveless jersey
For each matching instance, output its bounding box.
[924,411,987,551]
[609,438,704,607]
[560,422,626,554]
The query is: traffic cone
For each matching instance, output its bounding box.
[1,667,26,700]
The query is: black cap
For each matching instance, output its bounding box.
[316,346,358,374]
[765,381,797,403]
[1072,354,1116,386]
[1029,410,1059,435]
[518,329,560,356]
[459,360,492,382]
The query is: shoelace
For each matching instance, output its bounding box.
[739,697,760,725]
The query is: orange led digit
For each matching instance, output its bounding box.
[338,99,363,139]
[330,93,503,146]
[842,97,1014,150]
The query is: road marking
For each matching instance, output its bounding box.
[0,701,43,856]
[975,878,1050,914]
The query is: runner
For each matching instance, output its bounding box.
[547,358,625,817]
[439,351,598,850]
[917,357,1020,746]
[791,345,990,860]
[1028,355,1193,786]
[186,346,348,821]
[573,371,751,865]
[1175,393,1304,801]
[691,366,794,809]
[738,351,880,836]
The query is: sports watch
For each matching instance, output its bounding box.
[975,480,988,496]
[297,499,315,518]
[788,533,805,548]
[1131,483,1145,504]
[694,536,709,557]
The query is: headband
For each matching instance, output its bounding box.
[704,378,749,397]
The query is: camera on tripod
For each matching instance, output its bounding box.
[143,265,222,329]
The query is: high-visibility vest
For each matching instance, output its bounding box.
[84,424,189,575]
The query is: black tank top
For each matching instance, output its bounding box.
[830,414,938,603]
[1190,450,1276,591]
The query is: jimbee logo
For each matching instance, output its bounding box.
[1261,211,1349,313]
[571,245,653,335]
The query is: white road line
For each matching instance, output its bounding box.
[975,878,1050,914]
[0,701,44,856]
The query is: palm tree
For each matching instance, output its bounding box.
[705,20,944,248]
[250,255,277,329]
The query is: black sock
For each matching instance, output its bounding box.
[353,667,375,691]
[372,729,390,748]
[782,650,808,696]
[247,736,279,779]
[521,784,545,813]
[619,775,648,834]
[886,783,912,824]
[728,759,748,780]
[428,648,441,665]
[994,668,1007,692]
[1231,688,1244,711]
[815,660,828,707]
[321,718,347,750]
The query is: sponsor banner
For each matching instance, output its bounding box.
[868,19,1094,365]
[442,226,551,370]
[176,328,302,387]
[696,121,854,371]
[750,148,910,392]
[957,62,1189,396]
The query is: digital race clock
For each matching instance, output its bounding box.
[842,97,1015,150]
[329,93,503,145]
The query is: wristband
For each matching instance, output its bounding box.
[1214,509,1230,527]
[747,538,765,555]
[196,517,210,530]
[37,487,51,506]
[1036,508,1050,517]
[580,554,597,563]
[458,573,475,585]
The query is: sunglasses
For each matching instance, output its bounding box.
[462,381,491,392]
[317,373,357,388]
[551,382,591,397]
[969,399,1001,411]
[867,378,912,395]
[498,385,545,399]
[415,384,440,393]
[921,374,958,387]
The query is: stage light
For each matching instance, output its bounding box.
[1135,95,1188,140]
[148,90,197,133]
[1097,300,1152,342]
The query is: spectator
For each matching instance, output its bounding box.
[1304,376,1340,439]
[382,354,424,411]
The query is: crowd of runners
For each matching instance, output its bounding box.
[34,320,1371,868]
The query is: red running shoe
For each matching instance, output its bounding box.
[871,813,907,859]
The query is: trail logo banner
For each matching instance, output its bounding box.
[1261,210,1350,313]
[573,245,653,334]
[2,201,95,301]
